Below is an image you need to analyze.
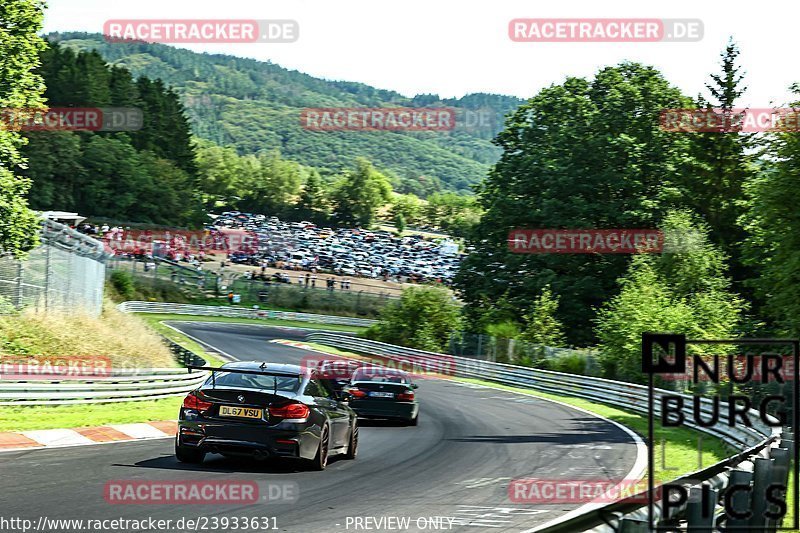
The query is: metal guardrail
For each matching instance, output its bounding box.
[305,333,794,532]
[0,336,210,406]
[0,368,209,405]
[117,301,378,327]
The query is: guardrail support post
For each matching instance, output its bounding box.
[749,457,774,530]
[686,483,716,532]
[767,447,790,530]
[726,469,753,531]
[618,517,649,532]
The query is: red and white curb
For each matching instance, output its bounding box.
[0,421,177,452]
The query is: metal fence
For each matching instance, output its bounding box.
[0,219,106,316]
[305,333,794,532]
[106,257,396,318]
[448,331,599,370]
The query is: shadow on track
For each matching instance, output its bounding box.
[114,453,350,474]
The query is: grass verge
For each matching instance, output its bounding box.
[136,313,367,334]
[0,397,182,432]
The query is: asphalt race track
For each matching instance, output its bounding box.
[0,322,642,533]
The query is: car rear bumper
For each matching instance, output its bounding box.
[349,400,418,421]
[178,420,319,460]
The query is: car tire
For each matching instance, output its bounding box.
[309,426,329,471]
[175,438,206,464]
[344,421,358,460]
[408,415,418,426]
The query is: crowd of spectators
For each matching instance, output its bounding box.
[212,212,462,285]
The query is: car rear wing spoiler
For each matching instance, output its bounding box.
[187,364,306,393]
[187,365,304,377]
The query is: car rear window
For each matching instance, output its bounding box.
[351,369,410,384]
[204,372,301,392]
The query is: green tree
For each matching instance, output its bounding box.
[331,158,392,227]
[0,0,47,256]
[389,193,423,226]
[455,63,694,345]
[678,39,755,289]
[596,211,743,382]
[239,150,303,215]
[519,286,566,347]
[195,141,245,209]
[393,212,406,234]
[364,286,461,352]
[294,169,329,223]
[742,85,800,336]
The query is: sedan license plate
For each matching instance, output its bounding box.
[219,405,263,419]
[369,391,394,398]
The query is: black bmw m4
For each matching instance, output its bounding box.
[176,361,358,470]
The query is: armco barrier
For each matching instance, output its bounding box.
[0,338,209,406]
[0,367,209,406]
[117,301,377,327]
[305,333,794,532]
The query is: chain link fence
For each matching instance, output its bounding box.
[0,219,106,316]
[447,332,600,374]
[107,256,396,317]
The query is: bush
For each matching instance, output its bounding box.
[364,286,460,352]
[110,270,135,300]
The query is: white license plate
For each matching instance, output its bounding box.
[369,391,394,398]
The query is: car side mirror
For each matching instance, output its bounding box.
[411,383,418,389]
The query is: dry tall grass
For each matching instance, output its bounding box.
[0,300,176,368]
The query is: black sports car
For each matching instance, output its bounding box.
[316,359,363,395]
[346,368,419,425]
[176,361,358,470]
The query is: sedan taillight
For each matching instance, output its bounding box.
[347,387,367,398]
[269,403,310,420]
[183,392,212,412]
[397,391,415,401]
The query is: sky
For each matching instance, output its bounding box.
[43,0,796,106]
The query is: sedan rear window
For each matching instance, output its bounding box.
[351,369,409,384]
[204,372,301,392]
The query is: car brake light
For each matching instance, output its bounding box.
[397,391,414,401]
[183,392,212,412]
[269,403,310,419]
[347,387,367,398]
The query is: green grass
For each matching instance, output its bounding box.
[0,397,182,432]
[136,313,368,333]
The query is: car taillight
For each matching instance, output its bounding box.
[347,387,367,398]
[183,392,212,412]
[397,391,414,401]
[269,403,310,419]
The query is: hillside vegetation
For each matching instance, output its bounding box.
[47,32,524,195]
